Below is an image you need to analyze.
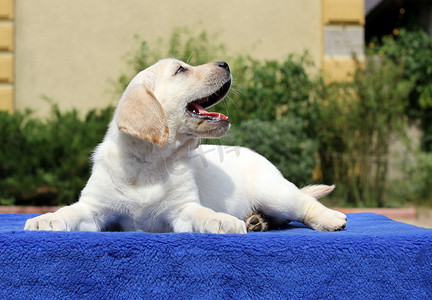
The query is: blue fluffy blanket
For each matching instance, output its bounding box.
[0,213,431,299]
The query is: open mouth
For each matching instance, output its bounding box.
[186,79,231,120]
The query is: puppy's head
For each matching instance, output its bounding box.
[116,58,232,146]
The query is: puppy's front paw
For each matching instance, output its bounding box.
[203,213,247,234]
[304,205,347,231]
[24,213,68,231]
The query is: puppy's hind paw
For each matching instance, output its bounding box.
[305,207,347,232]
[245,212,270,232]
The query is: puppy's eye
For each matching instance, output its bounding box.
[175,66,187,75]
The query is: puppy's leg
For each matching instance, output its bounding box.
[171,203,247,234]
[299,184,347,230]
[256,180,347,231]
[24,201,101,231]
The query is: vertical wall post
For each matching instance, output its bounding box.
[0,0,14,113]
[322,0,365,82]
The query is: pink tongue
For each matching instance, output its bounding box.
[189,102,228,120]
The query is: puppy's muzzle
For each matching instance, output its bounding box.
[186,61,232,121]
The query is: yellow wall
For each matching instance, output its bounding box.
[8,0,364,115]
[13,0,323,116]
[323,0,364,25]
[0,0,14,113]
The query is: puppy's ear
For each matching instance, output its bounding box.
[116,84,169,146]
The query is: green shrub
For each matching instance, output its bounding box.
[0,105,114,206]
[405,152,432,206]
[316,56,412,207]
[0,108,317,205]
[225,55,319,127]
[206,118,318,186]
[370,29,432,150]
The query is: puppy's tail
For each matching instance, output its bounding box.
[301,184,335,199]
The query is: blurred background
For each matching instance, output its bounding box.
[1,0,432,226]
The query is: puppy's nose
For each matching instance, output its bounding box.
[217,61,230,72]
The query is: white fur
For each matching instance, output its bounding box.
[24,59,347,234]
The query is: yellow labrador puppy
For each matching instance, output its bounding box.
[25,59,347,233]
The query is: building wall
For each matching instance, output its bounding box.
[0,0,14,113]
[12,0,324,116]
[3,0,365,115]
[322,0,365,81]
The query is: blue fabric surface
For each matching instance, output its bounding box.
[0,213,431,299]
